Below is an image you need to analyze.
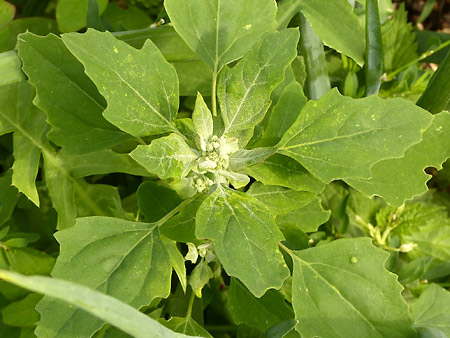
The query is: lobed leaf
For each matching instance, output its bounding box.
[345,111,450,205]
[164,0,277,71]
[412,284,450,336]
[219,29,300,136]
[17,32,131,154]
[227,278,294,332]
[278,89,433,183]
[196,186,289,297]
[36,217,173,338]
[62,29,179,138]
[291,238,415,338]
[0,81,46,206]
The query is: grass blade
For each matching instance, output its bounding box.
[365,0,383,96]
[416,50,450,114]
[298,13,331,100]
[0,270,203,338]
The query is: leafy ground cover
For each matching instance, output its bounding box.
[0,0,450,337]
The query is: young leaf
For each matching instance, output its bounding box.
[35,217,173,338]
[17,32,132,154]
[278,89,433,183]
[62,29,179,138]
[196,186,289,297]
[0,81,46,206]
[412,284,450,336]
[130,134,198,180]
[192,93,213,143]
[382,3,418,74]
[0,270,198,338]
[227,278,294,332]
[219,29,300,136]
[189,259,213,298]
[161,236,188,293]
[345,111,450,205]
[244,154,326,193]
[290,238,415,338]
[164,0,277,71]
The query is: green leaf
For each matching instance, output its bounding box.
[247,182,316,215]
[137,181,182,223]
[161,236,187,293]
[290,238,415,338]
[382,3,418,74]
[196,186,289,297]
[227,278,293,332]
[412,284,450,336]
[17,32,131,154]
[5,247,55,276]
[189,259,213,298]
[277,197,331,233]
[42,152,76,230]
[86,0,100,30]
[56,0,108,32]
[0,51,26,86]
[101,3,152,31]
[1,293,41,327]
[0,270,199,338]
[164,0,277,71]
[62,29,179,138]
[345,111,450,205]
[35,217,173,338]
[278,89,433,183]
[59,150,150,178]
[263,82,307,141]
[160,195,205,244]
[219,29,299,136]
[0,171,19,226]
[299,0,365,65]
[131,134,197,180]
[244,154,326,193]
[0,81,46,206]
[159,317,212,338]
[0,0,14,29]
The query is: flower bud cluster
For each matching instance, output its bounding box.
[193,175,214,193]
[195,135,238,174]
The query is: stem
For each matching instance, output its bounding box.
[386,39,450,81]
[212,63,219,117]
[185,290,196,320]
[155,197,195,226]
